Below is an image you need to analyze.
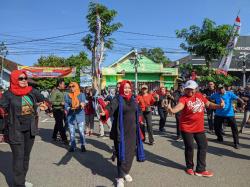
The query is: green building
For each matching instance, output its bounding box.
[101,50,178,90]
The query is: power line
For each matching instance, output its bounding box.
[117,30,177,38]
[6,31,88,46]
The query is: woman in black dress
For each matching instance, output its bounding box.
[101,80,145,187]
[0,70,47,187]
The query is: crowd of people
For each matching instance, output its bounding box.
[0,70,250,187]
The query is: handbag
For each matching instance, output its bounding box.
[22,96,39,127]
[22,96,35,115]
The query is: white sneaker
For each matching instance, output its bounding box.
[116,178,124,187]
[124,174,133,182]
[25,181,33,187]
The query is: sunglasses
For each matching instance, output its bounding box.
[69,85,75,88]
[18,77,28,81]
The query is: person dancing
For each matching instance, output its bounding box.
[100,80,145,187]
[0,70,48,187]
[167,80,224,177]
[64,82,87,152]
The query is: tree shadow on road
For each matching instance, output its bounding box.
[38,128,70,150]
[54,138,116,184]
[169,137,250,161]
[0,150,13,187]
[207,143,250,160]
[144,149,185,170]
[87,138,113,154]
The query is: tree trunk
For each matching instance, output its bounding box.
[92,48,98,91]
[206,60,211,75]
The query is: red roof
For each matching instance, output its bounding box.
[0,57,20,72]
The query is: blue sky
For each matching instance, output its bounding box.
[1,0,250,67]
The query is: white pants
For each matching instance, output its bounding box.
[99,118,112,136]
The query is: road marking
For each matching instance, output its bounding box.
[40,118,54,123]
[242,130,250,133]
[41,118,48,122]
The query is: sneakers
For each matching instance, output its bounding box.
[25,181,33,187]
[116,178,124,187]
[148,141,155,146]
[234,144,241,149]
[175,137,183,142]
[185,169,195,175]
[195,170,214,177]
[216,138,223,142]
[116,175,132,187]
[207,130,214,135]
[159,128,166,132]
[124,174,133,182]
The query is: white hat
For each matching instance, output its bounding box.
[141,84,148,89]
[184,80,198,90]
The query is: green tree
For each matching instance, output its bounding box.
[176,18,232,70]
[82,2,122,90]
[34,52,91,89]
[64,52,91,84]
[179,63,239,86]
[141,48,171,65]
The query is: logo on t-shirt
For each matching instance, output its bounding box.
[187,98,205,113]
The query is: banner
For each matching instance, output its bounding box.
[80,66,92,87]
[217,16,241,75]
[18,66,76,78]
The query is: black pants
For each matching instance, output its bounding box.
[207,109,214,131]
[214,115,239,145]
[142,111,154,143]
[52,109,67,141]
[175,113,180,137]
[10,130,35,187]
[158,108,167,130]
[181,131,207,172]
[114,139,135,178]
[64,114,68,131]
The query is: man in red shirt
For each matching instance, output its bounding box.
[167,80,224,177]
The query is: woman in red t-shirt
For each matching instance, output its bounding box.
[137,85,156,145]
[167,80,224,177]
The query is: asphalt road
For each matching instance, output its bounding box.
[0,112,250,187]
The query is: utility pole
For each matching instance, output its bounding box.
[130,49,140,95]
[0,42,8,88]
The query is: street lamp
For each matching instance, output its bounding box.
[238,52,250,88]
[0,42,8,88]
[129,49,140,95]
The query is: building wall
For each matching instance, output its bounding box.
[102,73,177,90]
[163,76,176,89]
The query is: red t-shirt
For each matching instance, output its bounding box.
[179,92,208,133]
[137,94,155,112]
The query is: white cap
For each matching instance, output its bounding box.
[184,80,198,90]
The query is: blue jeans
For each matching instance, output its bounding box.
[69,121,86,148]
